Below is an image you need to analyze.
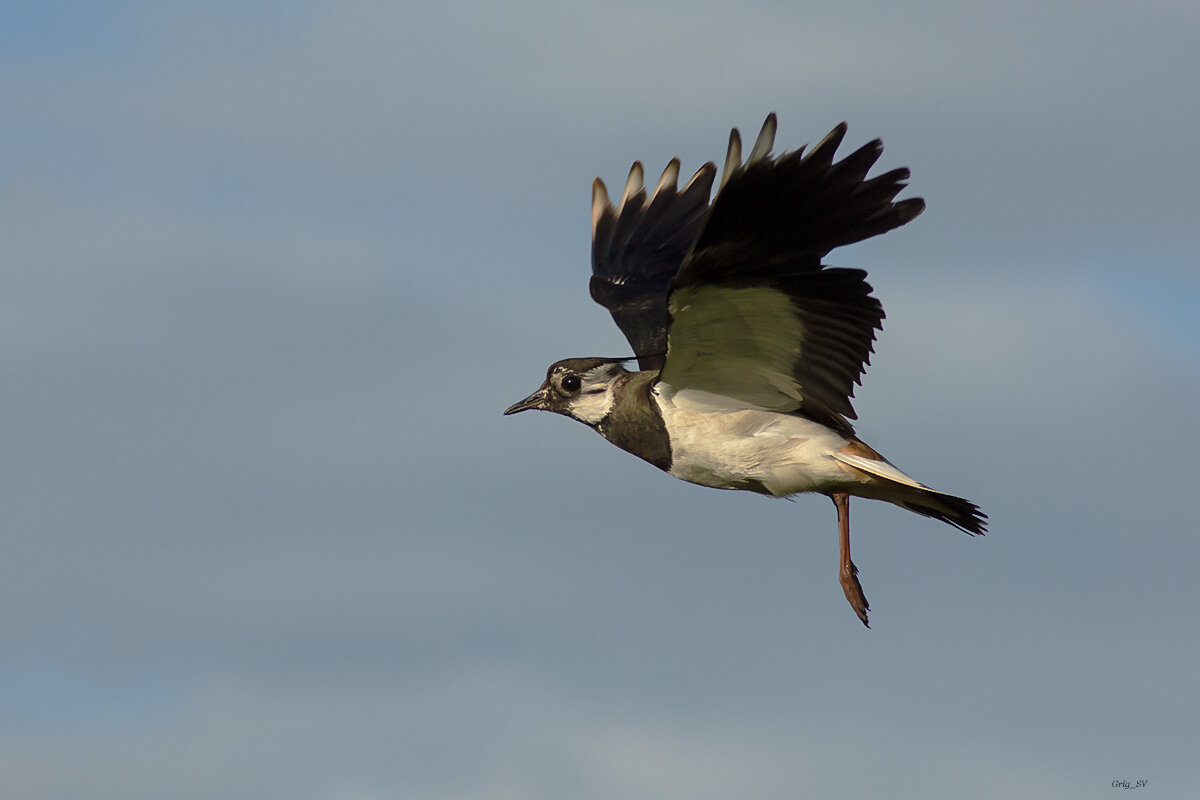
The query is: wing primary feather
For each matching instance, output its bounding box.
[803,122,849,171]
[823,139,884,193]
[890,197,925,224]
[606,163,647,264]
[619,162,645,211]
[719,127,743,190]
[654,158,681,195]
[646,162,715,246]
[748,113,777,163]
[591,177,610,233]
[682,162,717,194]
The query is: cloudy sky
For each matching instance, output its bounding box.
[3,1,1198,798]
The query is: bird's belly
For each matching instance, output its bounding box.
[656,397,859,496]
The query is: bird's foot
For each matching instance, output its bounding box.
[840,560,870,628]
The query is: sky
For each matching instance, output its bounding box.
[2,1,1198,798]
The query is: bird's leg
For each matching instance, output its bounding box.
[833,492,870,627]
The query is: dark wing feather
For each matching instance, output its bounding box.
[590,159,717,370]
[661,115,924,434]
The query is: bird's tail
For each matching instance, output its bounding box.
[833,451,987,535]
[894,487,987,535]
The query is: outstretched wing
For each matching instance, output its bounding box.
[590,158,717,371]
[659,115,924,434]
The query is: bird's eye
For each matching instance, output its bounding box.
[560,374,581,393]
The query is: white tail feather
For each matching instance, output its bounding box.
[833,452,929,491]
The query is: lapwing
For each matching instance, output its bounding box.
[505,114,986,626]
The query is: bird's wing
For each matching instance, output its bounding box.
[590,156,717,371]
[659,115,924,434]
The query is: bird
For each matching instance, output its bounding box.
[504,113,985,626]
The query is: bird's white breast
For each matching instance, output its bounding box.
[653,383,861,497]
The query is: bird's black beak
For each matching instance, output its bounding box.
[503,386,549,415]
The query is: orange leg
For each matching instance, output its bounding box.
[833,492,870,627]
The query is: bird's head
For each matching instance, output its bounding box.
[503,357,631,425]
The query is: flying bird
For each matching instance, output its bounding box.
[504,114,985,626]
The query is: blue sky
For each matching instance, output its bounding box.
[2,2,1198,798]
